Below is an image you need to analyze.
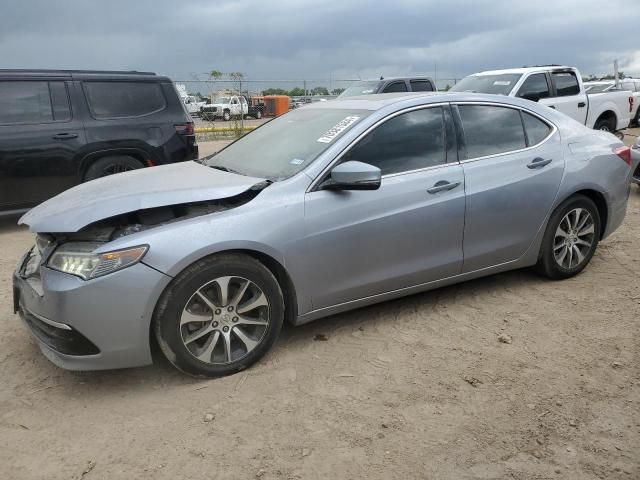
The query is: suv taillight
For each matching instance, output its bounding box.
[614,146,632,166]
[175,123,194,135]
[629,96,634,113]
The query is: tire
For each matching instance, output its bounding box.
[593,116,616,133]
[223,110,231,121]
[84,155,144,181]
[255,109,262,119]
[535,194,601,280]
[154,253,284,377]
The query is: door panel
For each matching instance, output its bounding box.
[541,71,587,124]
[304,165,465,309]
[461,131,564,272]
[0,80,86,210]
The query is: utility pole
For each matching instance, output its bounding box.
[614,60,620,88]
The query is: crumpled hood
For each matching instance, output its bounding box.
[19,161,266,233]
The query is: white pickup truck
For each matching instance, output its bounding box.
[451,66,634,133]
[199,95,248,121]
[584,79,640,126]
[182,95,207,116]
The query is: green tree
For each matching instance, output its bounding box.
[209,70,223,80]
[331,88,345,95]
[262,88,289,96]
[288,87,306,97]
[311,86,329,96]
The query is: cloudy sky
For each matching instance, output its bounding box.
[1,0,639,90]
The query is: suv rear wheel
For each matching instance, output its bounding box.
[84,155,144,181]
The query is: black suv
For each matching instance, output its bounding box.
[0,69,198,215]
[338,77,436,97]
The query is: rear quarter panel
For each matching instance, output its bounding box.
[559,132,631,237]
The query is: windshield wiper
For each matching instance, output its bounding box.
[209,164,243,175]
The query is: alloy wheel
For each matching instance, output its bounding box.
[553,208,595,269]
[102,164,135,176]
[180,276,270,364]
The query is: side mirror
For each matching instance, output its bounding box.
[520,92,541,102]
[322,161,381,191]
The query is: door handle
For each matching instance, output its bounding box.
[527,157,552,169]
[52,132,78,140]
[427,180,460,194]
[578,102,586,108]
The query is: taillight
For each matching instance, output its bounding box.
[175,122,194,135]
[614,146,632,166]
[629,96,634,113]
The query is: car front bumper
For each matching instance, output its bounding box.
[13,247,172,371]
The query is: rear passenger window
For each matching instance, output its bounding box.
[517,74,550,101]
[458,105,526,158]
[410,80,434,92]
[522,112,552,146]
[343,107,445,175]
[84,82,166,119]
[382,81,408,93]
[552,72,580,97]
[0,81,53,124]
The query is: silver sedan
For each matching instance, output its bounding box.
[14,93,633,377]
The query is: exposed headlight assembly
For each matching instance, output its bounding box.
[47,242,148,280]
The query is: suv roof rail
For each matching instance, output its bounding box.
[0,69,157,75]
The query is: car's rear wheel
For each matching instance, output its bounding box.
[255,109,262,119]
[84,155,144,181]
[535,195,600,279]
[154,254,284,377]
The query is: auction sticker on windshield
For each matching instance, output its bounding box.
[317,116,361,143]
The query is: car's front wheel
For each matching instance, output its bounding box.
[535,195,601,279]
[154,254,284,377]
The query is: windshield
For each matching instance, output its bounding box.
[585,84,612,93]
[206,108,371,180]
[339,81,382,97]
[450,74,522,95]
[214,96,231,104]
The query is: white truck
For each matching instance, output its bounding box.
[451,66,634,133]
[584,79,640,126]
[199,95,248,121]
[182,95,207,117]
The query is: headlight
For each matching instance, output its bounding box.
[47,242,148,280]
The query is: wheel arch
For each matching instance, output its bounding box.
[557,188,608,239]
[152,248,299,330]
[79,148,149,180]
[594,110,617,129]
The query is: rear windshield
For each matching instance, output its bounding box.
[206,108,371,180]
[339,81,382,97]
[450,74,522,95]
[84,82,166,119]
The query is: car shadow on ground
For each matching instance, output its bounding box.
[28,266,545,397]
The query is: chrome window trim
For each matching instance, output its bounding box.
[454,101,558,164]
[308,102,450,192]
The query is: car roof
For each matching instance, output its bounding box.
[303,91,557,112]
[0,69,170,82]
[471,65,574,76]
[351,76,434,82]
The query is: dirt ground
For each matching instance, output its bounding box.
[1,142,639,479]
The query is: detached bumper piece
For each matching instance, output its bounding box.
[18,305,100,356]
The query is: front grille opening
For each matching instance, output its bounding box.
[21,308,100,356]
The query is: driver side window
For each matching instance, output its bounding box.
[342,107,446,176]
